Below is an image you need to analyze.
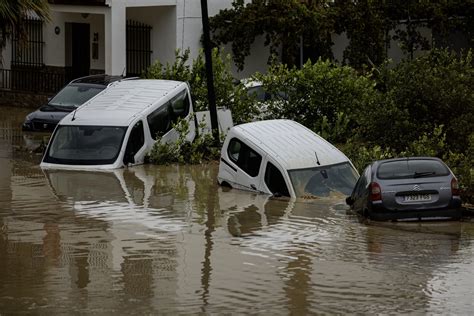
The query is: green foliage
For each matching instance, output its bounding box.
[147,118,221,165]
[255,59,379,143]
[143,48,259,124]
[210,0,474,70]
[365,49,474,153]
[210,0,334,70]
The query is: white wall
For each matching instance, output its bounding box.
[127,6,176,68]
[176,0,271,79]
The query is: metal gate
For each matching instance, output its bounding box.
[126,20,152,77]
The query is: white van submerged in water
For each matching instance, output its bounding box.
[218,119,359,199]
[41,79,231,170]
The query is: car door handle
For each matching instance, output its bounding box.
[250,184,257,190]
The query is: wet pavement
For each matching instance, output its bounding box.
[0,106,473,314]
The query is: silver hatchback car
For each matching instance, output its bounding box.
[346,157,462,221]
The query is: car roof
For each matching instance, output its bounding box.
[229,119,351,170]
[372,157,444,168]
[69,74,128,86]
[59,79,186,127]
[240,78,263,88]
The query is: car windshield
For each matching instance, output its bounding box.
[288,162,359,198]
[43,125,127,165]
[49,84,104,108]
[377,159,450,179]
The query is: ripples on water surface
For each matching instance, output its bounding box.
[0,107,473,314]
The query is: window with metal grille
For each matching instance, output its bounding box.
[126,20,152,77]
[12,18,44,68]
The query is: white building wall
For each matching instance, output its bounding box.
[176,0,271,79]
[127,6,176,69]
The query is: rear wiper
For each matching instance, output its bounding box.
[414,171,435,178]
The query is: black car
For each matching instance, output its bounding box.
[22,74,127,132]
[346,157,462,221]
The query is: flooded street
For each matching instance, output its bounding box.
[1,107,474,314]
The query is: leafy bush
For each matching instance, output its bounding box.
[365,49,474,153]
[255,59,379,144]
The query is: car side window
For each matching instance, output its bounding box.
[147,104,172,140]
[227,138,262,177]
[123,120,145,164]
[265,162,290,197]
[170,91,190,120]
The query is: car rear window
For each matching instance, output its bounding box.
[377,159,450,179]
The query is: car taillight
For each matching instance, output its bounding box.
[370,182,382,201]
[451,178,460,196]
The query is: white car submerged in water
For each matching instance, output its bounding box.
[218,119,359,199]
[41,79,232,170]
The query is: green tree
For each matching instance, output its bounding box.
[255,58,379,144]
[366,49,474,153]
[210,0,334,70]
[0,0,50,64]
[210,0,474,71]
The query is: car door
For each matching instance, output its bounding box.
[261,159,291,197]
[224,137,264,193]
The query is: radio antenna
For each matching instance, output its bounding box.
[314,151,321,165]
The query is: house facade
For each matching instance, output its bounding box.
[0,0,269,102]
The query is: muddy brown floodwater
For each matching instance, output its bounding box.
[0,106,473,314]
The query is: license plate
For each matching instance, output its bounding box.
[404,194,431,202]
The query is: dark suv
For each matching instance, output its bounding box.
[22,74,128,132]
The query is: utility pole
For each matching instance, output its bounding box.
[200,0,220,144]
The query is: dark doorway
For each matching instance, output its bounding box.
[65,23,90,80]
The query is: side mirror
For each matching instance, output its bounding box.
[346,196,354,206]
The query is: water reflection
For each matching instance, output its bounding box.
[0,107,474,314]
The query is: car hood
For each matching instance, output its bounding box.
[26,107,73,123]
